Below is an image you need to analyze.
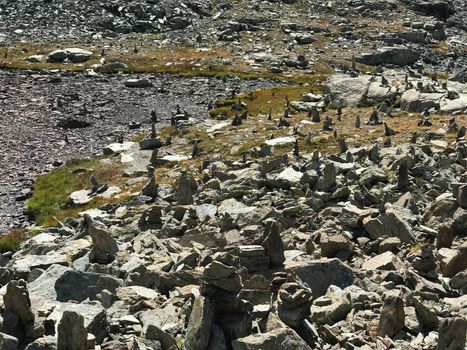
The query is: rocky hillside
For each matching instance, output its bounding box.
[0,71,466,348]
[0,0,466,349]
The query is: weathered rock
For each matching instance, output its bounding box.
[320,234,351,259]
[277,282,313,327]
[55,270,122,302]
[232,327,312,350]
[356,46,420,66]
[261,220,285,266]
[184,296,214,350]
[442,242,467,278]
[86,215,119,264]
[291,258,355,298]
[377,295,405,337]
[177,171,194,205]
[2,279,37,338]
[310,290,352,326]
[0,332,18,350]
[57,311,88,350]
[362,251,405,271]
[437,317,467,350]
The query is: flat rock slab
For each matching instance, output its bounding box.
[289,258,355,298]
[11,254,69,272]
[124,79,153,88]
[265,136,296,146]
[325,74,372,107]
[206,121,230,133]
[218,198,257,219]
[69,186,120,205]
[103,142,135,155]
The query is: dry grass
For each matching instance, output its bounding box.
[0,229,31,253]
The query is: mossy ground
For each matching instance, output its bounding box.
[25,156,143,227]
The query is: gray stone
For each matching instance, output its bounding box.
[291,258,355,298]
[377,295,405,337]
[262,220,285,266]
[177,172,194,205]
[438,318,467,350]
[357,46,420,66]
[184,296,214,350]
[57,311,88,350]
[232,328,312,350]
[124,79,153,88]
[316,163,336,192]
[0,332,18,350]
[55,270,122,302]
[86,215,118,264]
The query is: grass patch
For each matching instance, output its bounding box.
[0,229,30,253]
[26,156,128,226]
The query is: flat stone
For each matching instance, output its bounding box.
[103,142,135,155]
[265,136,296,146]
[362,251,405,271]
[124,79,153,88]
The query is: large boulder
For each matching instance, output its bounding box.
[57,311,88,350]
[400,89,442,112]
[290,258,355,298]
[46,48,93,63]
[325,74,372,107]
[55,270,122,302]
[356,46,420,66]
[184,296,214,350]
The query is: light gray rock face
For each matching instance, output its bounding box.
[86,215,119,264]
[140,305,179,350]
[291,258,355,298]
[325,74,372,107]
[57,311,88,350]
[47,302,107,344]
[46,48,93,63]
[28,264,73,305]
[400,89,442,112]
[184,296,214,350]
[55,270,122,302]
[363,209,415,243]
[124,79,153,88]
[232,328,312,350]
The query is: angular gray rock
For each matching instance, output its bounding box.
[85,215,119,264]
[261,220,285,266]
[437,317,467,350]
[377,295,405,337]
[291,258,355,298]
[184,296,214,350]
[57,311,88,350]
[232,328,312,350]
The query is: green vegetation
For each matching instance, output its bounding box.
[26,156,127,226]
[0,229,30,253]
